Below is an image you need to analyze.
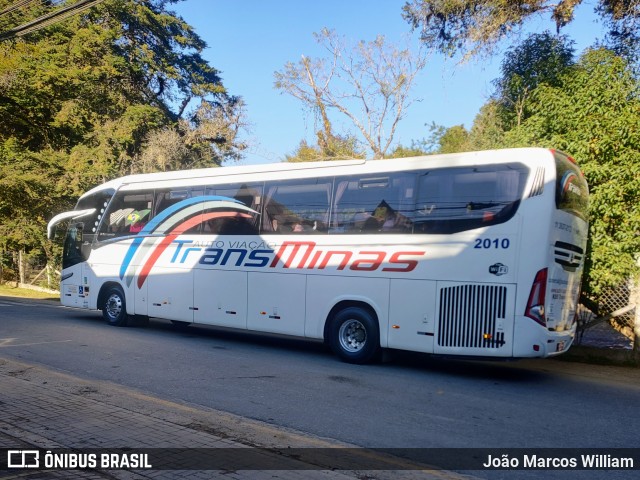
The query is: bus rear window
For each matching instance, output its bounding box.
[555,152,588,220]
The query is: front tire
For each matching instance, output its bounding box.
[102,286,128,327]
[329,307,380,364]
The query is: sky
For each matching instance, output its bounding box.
[172,0,608,165]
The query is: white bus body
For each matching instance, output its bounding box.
[48,148,588,363]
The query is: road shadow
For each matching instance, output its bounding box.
[382,349,549,382]
[140,317,548,383]
[36,300,559,383]
[147,317,330,358]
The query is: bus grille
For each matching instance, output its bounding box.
[437,284,507,349]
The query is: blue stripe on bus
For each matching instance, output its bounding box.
[118,195,241,280]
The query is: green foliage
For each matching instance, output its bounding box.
[396,122,472,156]
[403,0,640,59]
[0,0,245,264]
[494,32,575,128]
[437,124,470,153]
[387,141,430,158]
[0,139,71,252]
[467,100,506,150]
[496,47,640,294]
[285,134,365,162]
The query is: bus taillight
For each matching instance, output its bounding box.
[525,268,548,327]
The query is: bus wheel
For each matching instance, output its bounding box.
[329,307,380,364]
[102,286,128,327]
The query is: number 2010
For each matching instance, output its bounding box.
[474,238,510,249]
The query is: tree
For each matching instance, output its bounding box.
[275,28,428,159]
[0,0,246,181]
[402,0,640,58]
[387,141,430,158]
[285,134,364,163]
[499,48,640,297]
[0,0,246,278]
[494,32,575,127]
[601,1,640,73]
[437,124,470,153]
[0,140,68,283]
[390,121,473,157]
[466,100,506,150]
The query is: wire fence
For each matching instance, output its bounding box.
[0,249,60,292]
[576,279,637,348]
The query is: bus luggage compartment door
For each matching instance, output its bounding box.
[194,269,248,328]
[146,266,194,323]
[434,282,515,357]
[387,279,437,353]
[247,272,306,336]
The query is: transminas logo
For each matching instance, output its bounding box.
[119,196,256,289]
[119,196,426,289]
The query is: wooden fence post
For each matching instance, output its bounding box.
[633,263,640,354]
[18,249,26,285]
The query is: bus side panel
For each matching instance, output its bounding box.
[194,269,248,329]
[247,272,306,336]
[133,265,148,316]
[305,275,390,344]
[146,265,194,323]
[387,279,437,353]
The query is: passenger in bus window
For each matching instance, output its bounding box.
[126,209,150,234]
[381,211,397,231]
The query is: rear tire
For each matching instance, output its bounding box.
[102,286,128,327]
[329,307,380,364]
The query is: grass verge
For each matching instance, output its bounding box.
[0,283,59,301]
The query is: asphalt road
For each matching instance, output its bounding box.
[1,295,639,478]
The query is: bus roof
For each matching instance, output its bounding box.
[81,148,556,198]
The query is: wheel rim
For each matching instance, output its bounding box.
[338,319,367,353]
[105,293,123,320]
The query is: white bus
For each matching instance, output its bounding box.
[47,148,588,363]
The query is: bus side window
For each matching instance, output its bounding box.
[331,173,415,234]
[98,191,154,240]
[154,189,189,216]
[201,183,263,235]
[263,180,331,234]
[413,166,526,234]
